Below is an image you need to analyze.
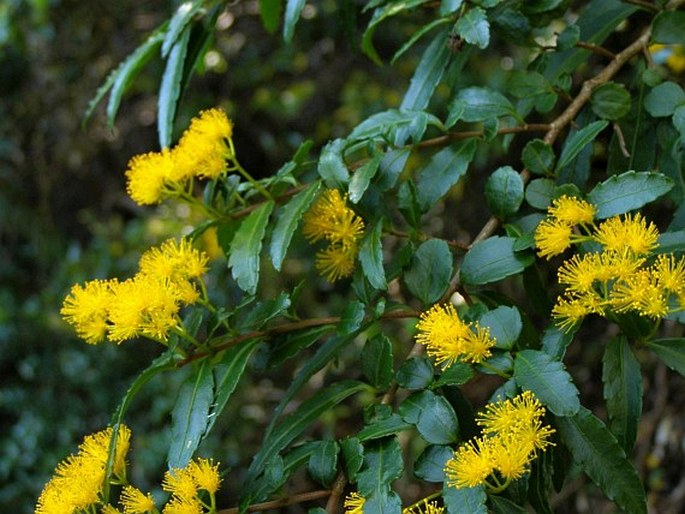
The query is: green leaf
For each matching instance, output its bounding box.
[404,239,453,305]
[399,28,451,112]
[514,349,580,416]
[440,0,463,15]
[104,27,166,127]
[652,10,685,46]
[432,363,474,387]
[555,120,608,172]
[168,358,214,469]
[337,300,366,336]
[455,6,490,49]
[525,178,555,209]
[228,201,274,295]
[672,104,685,141]
[356,437,404,497]
[396,357,434,389]
[259,0,282,34]
[479,306,522,350]
[377,148,410,191]
[158,25,191,148]
[359,218,387,290]
[341,437,364,480]
[647,338,685,376]
[414,445,453,482]
[586,171,673,219]
[485,166,524,218]
[349,152,383,203]
[442,483,487,514]
[508,70,551,99]
[268,325,334,367]
[363,490,403,514]
[590,82,631,120]
[391,18,452,64]
[448,87,515,124]
[245,380,367,485]
[318,139,349,187]
[556,407,647,514]
[269,182,321,271]
[416,139,477,211]
[308,440,339,487]
[643,81,685,117]
[236,292,291,331]
[655,230,685,255]
[162,1,203,57]
[557,24,580,50]
[362,335,394,390]
[541,325,575,360]
[602,337,642,451]
[522,139,555,175]
[207,339,260,434]
[348,109,443,144]
[357,414,413,442]
[399,390,459,444]
[460,236,534,285]
[283,0,306,42]
[490,496,528,513]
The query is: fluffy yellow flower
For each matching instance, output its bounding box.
[653,254,685,293]
[188,458,222,494]
[315,243,358,282]
[125,149,179,206]
[162,497,203,514]
[592,213,659,255]
[415,304,495,368]
[163,467,198,502]
[139,238,209,282]
[61,279,117,344]
[303,189,365,248]
[174,108,234,180]
[344,492,365,514]
[557,253,599,293]
[444,438,494,488]
[548,195,596,225]
[534,219,573,259]
[121,485,156,514]
[102,505,124,514]
[403,501,445,514]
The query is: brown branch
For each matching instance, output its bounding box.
[325,473,349,514]
[575,41,617,59]
[417,123,551,149]
[217,489,332,514]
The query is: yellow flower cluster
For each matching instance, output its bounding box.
[444,391,554,492]
[125,108,234,205]
[344,493,444,514]
[534,195,596,260]
[61,238,209,344]
[36,426,131,514]
[161,458,222,514]
[302,188,365,282]
[535,199,685,330]
[415,303,496,369]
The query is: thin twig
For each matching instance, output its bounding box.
[575,41,617,59]
[613,122,631,158]
[417,123,550,149]
[217,489,332,514]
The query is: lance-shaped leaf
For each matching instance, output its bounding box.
[460,236,534,286]
[514,349,580,416]
[356,437,403,498]
[158,25,191,148]
[646,338,685,376]
[556,407,647,514]
[318,139,349,187]
[555,120,608,172]
[245,380,367,486]
[602,337,642,451]
[269,181,320,271]
[168,358,214,469]
[308,440,339,488]
[259,0,282,34]
[349,152,382,203]
[357,414,413,442]
[448,87,516,124]
[362,334,394,390]
[283,0,305,42]
[228,201,274,295]
[587,171,673,219]
[162,1,203,57]
[359,218,387,290]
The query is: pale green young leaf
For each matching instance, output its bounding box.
[283,0,305,42]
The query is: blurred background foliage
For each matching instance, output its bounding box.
[3,1,685,513]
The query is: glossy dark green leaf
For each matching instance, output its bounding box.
[490,496,527,513]
[357,414,413,442]
[399,390,459,444]
[414,445,453,482]
[555,120,608,172]
[479,305,522,350]
[349,153,382,204]
[455,6,490,49]
[672,104,685,141]
[416,139,476,211]
[362,334,394,390]
[525,178,555,209]
[643,81,685,117]
[259,0,282,34]
[341,437,364,480]
[356,437,403,497]
[557,24,580,50]
[396,357,434,389]
[308,440,339,487]
[652,10,685,46]
[228,201,274,295]
[268,325,334,367]
[158,25,191,148]
[647,338,685,376]
[207,339,260,434]
[655,230,685,255]
[270,181,320,271]
[587,171,673,219]
[541,325,575,360]
[245,380,367,485]
[404,239,453,305]
[522,139,555,175]
[590,82,631,120]
[363,490,403,514]
[442,483,487,514]
[514,349,580,416]
[377,148,410,191]
[485,166,524,218]
[236,292,291,331]
[283,0,306,42]
[460,236,534,285]
[337,300,366,336]
[359,218,387,290]
[556,407,647,514]
[162,1,203,57]
[508,70,550,99]
[440,0,463,15]
[602,337,642,451]
[348,109,443,144]
[318,139,349,187]
[168,358,214,469]
[449,87,515,124]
